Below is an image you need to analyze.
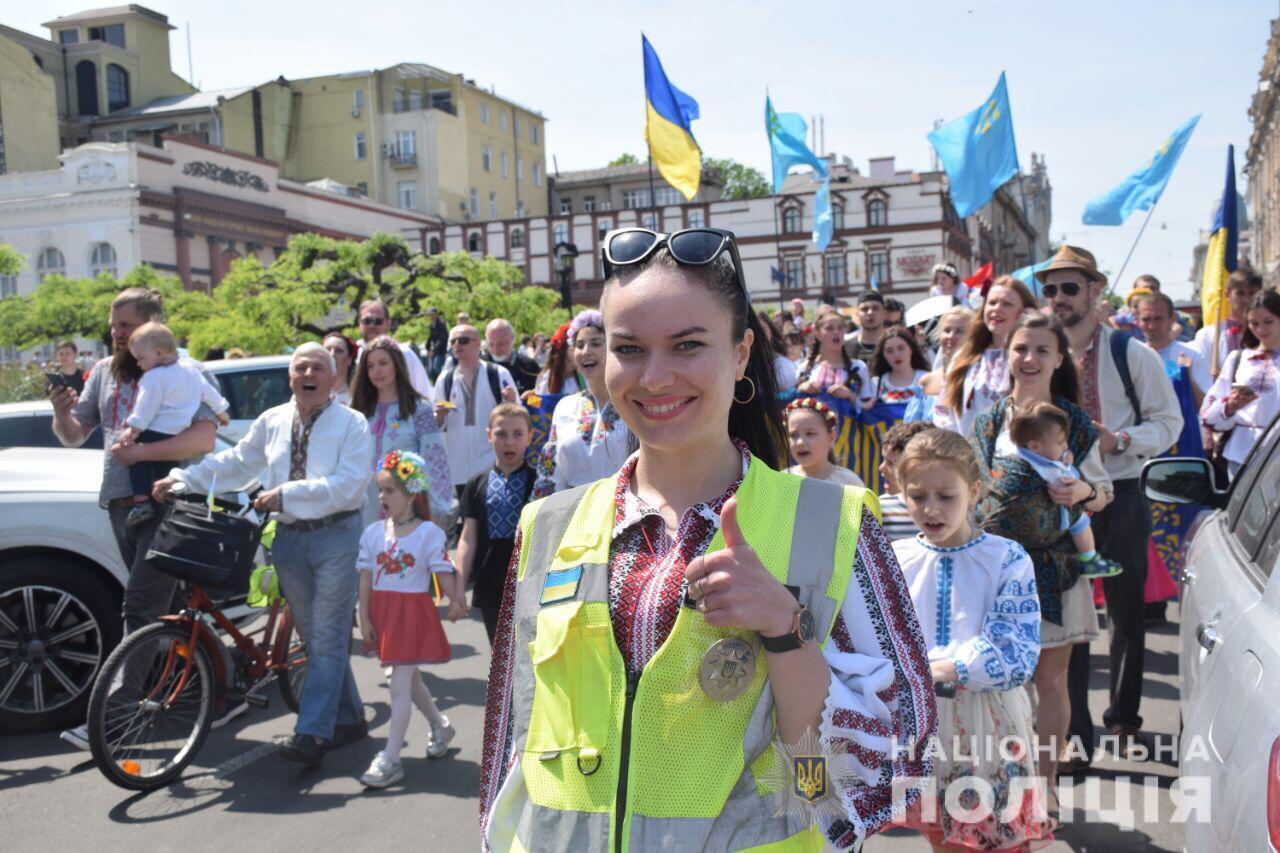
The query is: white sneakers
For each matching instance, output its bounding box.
[426,715,455,759]
[360,751,405,788]
[60,724,90,751]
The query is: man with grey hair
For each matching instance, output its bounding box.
[482,317,540,393]
[155,342,374,766]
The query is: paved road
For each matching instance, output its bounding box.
[1,603,1186,852]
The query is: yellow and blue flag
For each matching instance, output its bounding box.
[1200,145,1238,328]
[928,72,1020,218]
[1083,115,1200,225]
[643,35,701,201]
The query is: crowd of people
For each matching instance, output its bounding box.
[41,228,1280,851]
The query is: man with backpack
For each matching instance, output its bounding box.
[433,324,517,503]
[1038,246,1183,771]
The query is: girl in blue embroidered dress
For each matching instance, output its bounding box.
[891,428,1053,851]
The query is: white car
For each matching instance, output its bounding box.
[1142,414,1280,852]
[202,355,293,441]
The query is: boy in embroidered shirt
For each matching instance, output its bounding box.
[121,322,230,526]
[456,403,536,643]
[1009,402,1121,578]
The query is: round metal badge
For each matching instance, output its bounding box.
[699,637,756,702]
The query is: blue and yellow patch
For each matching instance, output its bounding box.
[793,756,827,802]
[540,566,582,605]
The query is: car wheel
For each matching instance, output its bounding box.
[0,557,123,734]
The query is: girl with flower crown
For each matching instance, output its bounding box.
[355,450,464,788]
[784,397,864,486]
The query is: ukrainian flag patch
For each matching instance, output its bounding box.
[540,566,583,605]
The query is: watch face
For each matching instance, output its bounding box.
[797,608,817,643]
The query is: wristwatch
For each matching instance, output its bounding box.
[760,604,817,653]
[1113,430,1132,455]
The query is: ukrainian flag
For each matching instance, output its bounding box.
[1200,145,1238,328]
[643,35,701,201]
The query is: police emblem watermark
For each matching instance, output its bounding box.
[758,727,859,822]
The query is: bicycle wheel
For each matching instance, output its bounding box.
[86,622,215,791]
[275,606,308,714]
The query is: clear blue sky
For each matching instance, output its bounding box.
[17,0,1276,299]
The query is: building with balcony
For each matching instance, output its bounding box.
[548,161,723,216]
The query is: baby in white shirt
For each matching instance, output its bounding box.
[123,321,229,526]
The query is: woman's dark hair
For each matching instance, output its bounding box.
[800,313,857,392]
[604,248,787,469]
[1242,290,1280,348]
[945,276,1038,412]
[323,332,358,384]
[350,337,425,416]
[761,313,789,358]
[1004,313,1081,406]
[871,327,931,377]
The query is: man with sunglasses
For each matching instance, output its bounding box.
[1037,245,1182,771]
[356,298,433,401]
[434,324,518,500]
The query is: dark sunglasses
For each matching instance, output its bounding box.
[1041,281,1083,299]
[360,316,387,325]
[449,336,474,346]
[601,227,746,291]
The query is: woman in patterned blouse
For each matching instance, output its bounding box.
[480,235,937,850]
[350,337,453,520]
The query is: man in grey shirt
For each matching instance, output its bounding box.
[50,288,218,749]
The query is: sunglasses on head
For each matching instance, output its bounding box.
[1041,281,1085,299]
[601,227,746,292]
[360,316,387,325]
[450,336,474,346]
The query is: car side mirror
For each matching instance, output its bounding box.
[1141,457,1227,509]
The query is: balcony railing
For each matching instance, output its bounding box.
[385,151,418,169]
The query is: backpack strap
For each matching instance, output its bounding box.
[485,363,502,402]
[1109,330,1143,426]
[442,366,456,401]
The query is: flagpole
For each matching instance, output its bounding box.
[646,147,658,225]
[1110,201,1160,295]
[772,192,785,314]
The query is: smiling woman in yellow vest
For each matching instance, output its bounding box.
[478,228,938,853]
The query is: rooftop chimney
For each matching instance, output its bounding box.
[868,157,896,180]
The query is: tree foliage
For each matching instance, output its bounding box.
[0,243,23,277]
[608,153,641,167]
[0,234,570,358]
[703,157,771,200]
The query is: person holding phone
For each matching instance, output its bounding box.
[1201,290,1280,480]
[48,340,86,395]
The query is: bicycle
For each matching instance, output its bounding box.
[85,494,309,791]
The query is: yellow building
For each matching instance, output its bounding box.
[0,34,59,172]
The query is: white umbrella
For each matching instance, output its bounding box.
[904,295,955,328]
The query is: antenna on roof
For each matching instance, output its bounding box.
[553,155,560,177]
[186,21,194,87]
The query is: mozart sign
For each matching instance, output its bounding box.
[895,250,937,278]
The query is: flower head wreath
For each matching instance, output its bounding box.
[550,322,571,351]
[381,450,430,495]
[785,396,838,432]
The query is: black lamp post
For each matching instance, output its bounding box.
[554,241,579,309]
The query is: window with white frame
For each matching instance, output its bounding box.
[533,163,542,187]
[353,88,364,112]
[516,156,524,180]
[468,232,481,252]
[597,220,612,240]
[688,210,705,228]
[867,198,888,227]
[622,189,649,209]
[397,181,417,209]
[481,103,490,124]
[825,253,847,286]
[869,250,890,283]
[584,196,596,213]
[500,151,509,178]
[408,90,422,111]
[785,257,804,291]
[483,145,492,172]
[89,242,117,276]
[654,187,682,206]
[489,192,498,219]
[553,223,568,244]
[560,199,572,215]
[531,124,539,144]
[500,111,508,131]
[394,130,416,157]
[36,247,65,280]
[782,206,802,233]
[510,228,524,249]
[833,204,845,231]
[514,116,522,138]
[354,132,367,160]
[470,189,479,217]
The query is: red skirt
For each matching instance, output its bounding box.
[367,588,451,666]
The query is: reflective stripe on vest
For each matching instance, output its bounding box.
[508,460,870,852]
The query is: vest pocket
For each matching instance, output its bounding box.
[525,601,613,757]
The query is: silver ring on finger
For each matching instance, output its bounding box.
[692,576,705,599]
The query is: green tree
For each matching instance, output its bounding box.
[608,153,641,167]
[703,157,771,200]
[0,243,23,277]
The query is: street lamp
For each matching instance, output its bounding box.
[554,241,579,309]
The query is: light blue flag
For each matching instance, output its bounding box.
[1011,257,1053,298]
[1082,115,1200,225]
[928,72,1020,218]
[869,274,879,292]
[812,179,833,251]
[766,96,828,193]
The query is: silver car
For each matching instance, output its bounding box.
[1142,413,1280,852]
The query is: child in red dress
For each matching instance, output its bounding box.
[356,450,464,788]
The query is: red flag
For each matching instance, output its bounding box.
[965,262,994,292]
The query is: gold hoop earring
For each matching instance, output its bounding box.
[733,376,756,405]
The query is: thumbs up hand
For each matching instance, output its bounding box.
[684,497,799,637]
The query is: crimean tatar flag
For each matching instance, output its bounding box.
[927,72,1020,217]
[642,35,701,201]
[1200,145,1238,328]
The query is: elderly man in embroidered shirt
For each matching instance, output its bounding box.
[155,343,374,766]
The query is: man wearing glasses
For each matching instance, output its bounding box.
[1037,245,1182,772]
[356,298,433,400]
[433,324,517,499]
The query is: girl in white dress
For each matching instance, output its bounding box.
[891,429,1054,851]
[783,397,864,486]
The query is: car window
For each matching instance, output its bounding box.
[1232,431,1280,564]
[1228,412,1280,532]
[0,414,103,450]
[216,369,292,421]
[1256,516,1280,580]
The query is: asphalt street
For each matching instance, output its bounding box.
[1,602,1186,853]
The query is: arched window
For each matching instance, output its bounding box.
[510,228,524,249]
[106,64,129,112]
[782,206,802,233]
[428,236,440,254]
[468,232,481,252]
[832,204,845,231]
[76,60,99,116]
[89,242,117,276]
[867,198,888,227]
[37,247,66,280]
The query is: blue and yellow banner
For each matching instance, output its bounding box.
[1201,145,1239,328]
[643,34,701,201]
[798,393,908,494]
[523,392,564,469]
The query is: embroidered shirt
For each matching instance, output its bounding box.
[532,391,631,497]
[1201,347,1280,467]
[486,466,530,540]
